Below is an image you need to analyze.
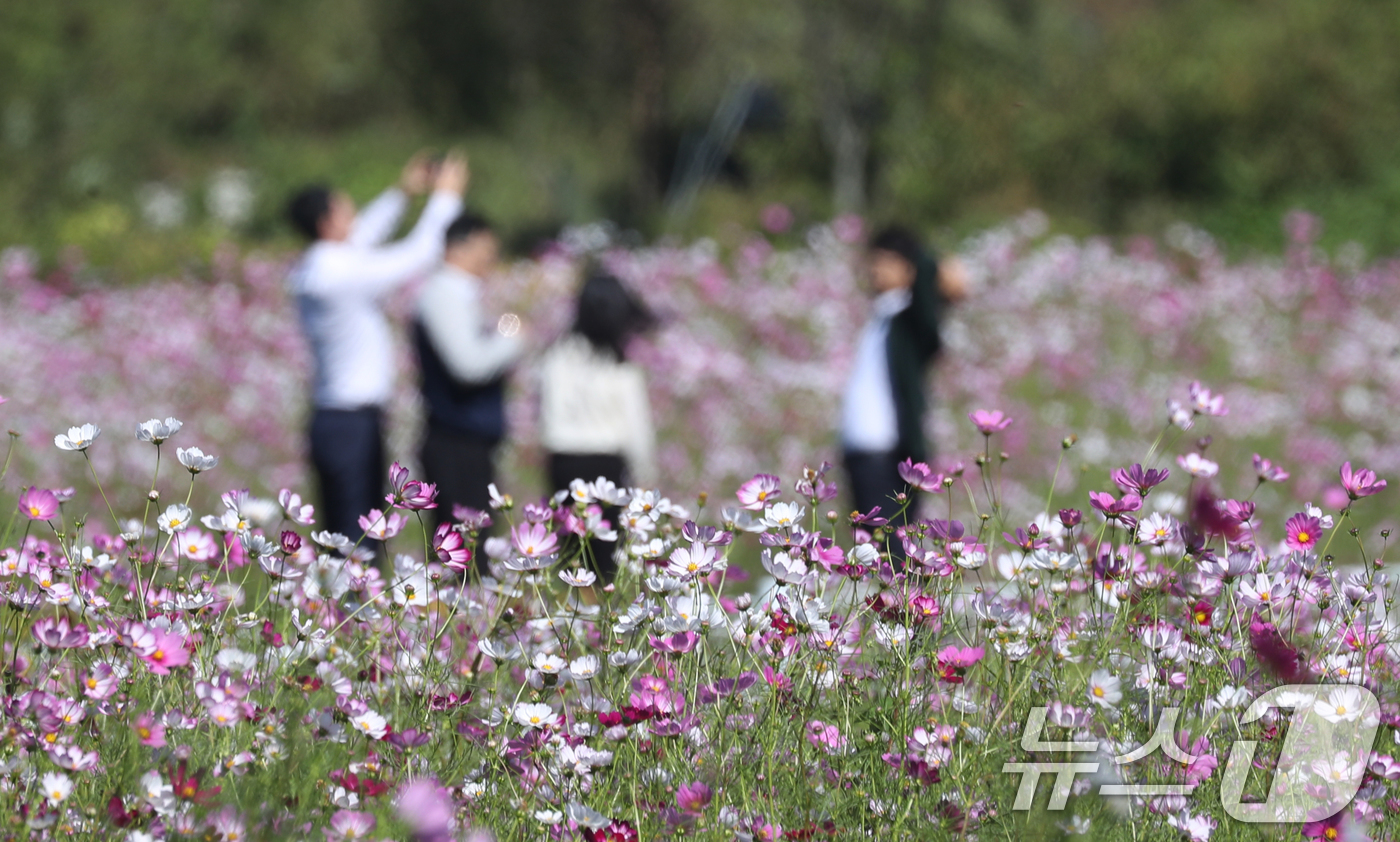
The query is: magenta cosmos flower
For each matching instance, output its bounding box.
[1088,490,1142,518]
[968,409,1013,435]
[1339,461,1386,500]
[1109,464,1169,496]
[18,487,59,521]
[432,523,470,570]
[736,473,782,510]
[1284,512,1323,552]
[675,780,713,815]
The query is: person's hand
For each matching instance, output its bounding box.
[433,150,469,197]
[399,151,433,195]
[938,256,970,303]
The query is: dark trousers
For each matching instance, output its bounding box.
[420,424,497,572]
[309,408,385,545]
[549,452,626,583]
[844,449,915,563]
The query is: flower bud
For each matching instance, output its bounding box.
[1062,434,1078,450]
[147,489,160,501]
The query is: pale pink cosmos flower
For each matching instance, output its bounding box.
[31,616,88,649]
[1187,381,1227,416]
[327,810,377,841]
[1239,572,1291,610]
[510,522,559,559]
[357,509,406,541]
[736,474,782,511]
[968,409,1013,435]
[1176,453,1218,478]
[1252,454,1289,483]
[278,489,315,525]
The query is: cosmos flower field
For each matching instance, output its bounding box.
[1,213,1399,839]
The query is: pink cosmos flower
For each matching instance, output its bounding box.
[31,616,88,649]
[935,645,985,683]
[1339,461,1386,500]
[358,509,406,541]
[18,487,59,521]
[675,780,713,815]
[133,711,167,747]
[898,460,945,493]
[395,779,455,842]
[649,631,701,655]
[736,474,782,510]
[968,409,1013,435]
[141,629,190,675]
[805,721,847,754]
[1284,512,1322,552]
[510,522,559,559]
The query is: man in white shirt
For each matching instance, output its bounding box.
[414,212,524,552]
[286,153,467,544]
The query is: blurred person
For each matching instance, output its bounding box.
[414,212,524,563]
[286,152,467,545]
[841,226,966,537]
[540,271,657,583]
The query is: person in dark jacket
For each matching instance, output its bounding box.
[414,213,524,570]
[841,225,964,533]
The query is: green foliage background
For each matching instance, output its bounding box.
[3,0,1400,274]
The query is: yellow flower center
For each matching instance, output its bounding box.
[1297,531,1310,544]
[138,727,151,739]
[530,716,541,724]
[153,649,165,662]
[28,506,41,517]
[85,677,97,690]
[1093,687,1105,697]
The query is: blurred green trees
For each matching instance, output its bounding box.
[3,0,1400,272]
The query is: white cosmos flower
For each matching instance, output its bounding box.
[1136,512,1177,546]
[761,550,809,584]
[176,447,219,474]
[1311,750,1364,785]
[41,771,72,805]
[514,702,559,730]
[760,502,806,530]
[532,653,567,675]
[55,424,101,451]
[559,567,597,588]
[1087,669,1122,708]
[569,655,600,680]
[1239,572,1291,610]
[350,710,387,739]
[136,417,182,444]
[157,504,193,535]
[1315,686,1370,724]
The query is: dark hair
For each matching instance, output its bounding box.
[572,272,655,361]
[286,185,333,241]
[445,211,493,247]
[869,225,926,268]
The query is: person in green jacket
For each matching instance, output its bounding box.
[840,225,966,543]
